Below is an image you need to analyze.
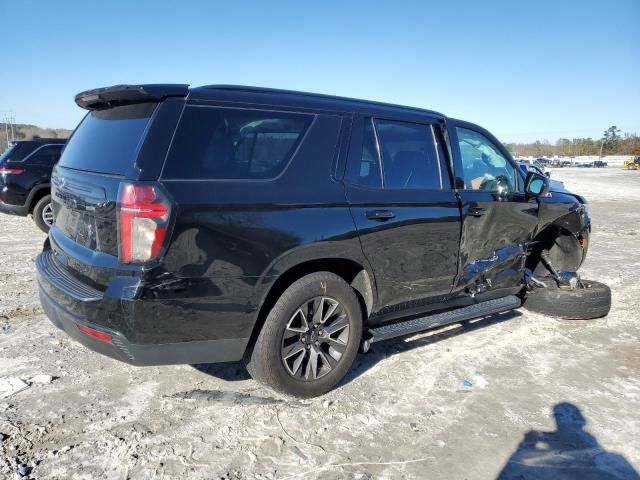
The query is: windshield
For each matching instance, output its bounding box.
[58,103,157,175]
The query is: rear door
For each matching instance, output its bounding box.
[448,120,540,293]
[344,115,461,311]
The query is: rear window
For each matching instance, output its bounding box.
[162,106,312,180]
[24,145,64,166]
[58,103,157,174]
[0,143,33,164]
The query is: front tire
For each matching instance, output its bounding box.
[32,195,53,233]
[245,272,362,398]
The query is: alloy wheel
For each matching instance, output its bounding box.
[281,296,350,380]
[42,203,54,226]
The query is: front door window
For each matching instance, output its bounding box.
[456,127,517,194]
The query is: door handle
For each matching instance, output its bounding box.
[468,207,485,217]
[366,210,395,221]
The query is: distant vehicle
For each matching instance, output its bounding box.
[518,158,550,176]
[0,139,66,232]
[624,157,640,170]
[517,163,566,191]
[592,160,607,168]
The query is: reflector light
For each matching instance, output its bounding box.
[78,324,113,343]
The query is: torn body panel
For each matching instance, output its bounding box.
[528,192,591,275]
[453,190,539,295]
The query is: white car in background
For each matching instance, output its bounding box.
[518,158,551,176]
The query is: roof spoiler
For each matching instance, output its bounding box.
[75,84,189,110]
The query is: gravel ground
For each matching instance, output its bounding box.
[0,168,639,480]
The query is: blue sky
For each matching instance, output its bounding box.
[1,0,638,143]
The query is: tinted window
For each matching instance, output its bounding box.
[345,118,382,188]
[162,107,312,179]
[25,145,64,166]
[0,143,33,164]
[456,127,517,193]
[376,120,442,190]
[59,103,157,174]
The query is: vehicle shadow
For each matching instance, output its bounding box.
[339,309,523,387]
[191,361,252,381]
[191,310,522,384]
[497,402,639,480]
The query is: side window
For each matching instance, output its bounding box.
[345,118,382,188]
[162,107,312,179]
[25,145,64,166]
[456,127,517,193]
[376,120,442,190]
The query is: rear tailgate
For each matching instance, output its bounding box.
[49,88,186,288]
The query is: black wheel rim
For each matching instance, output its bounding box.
[281,296,350,380]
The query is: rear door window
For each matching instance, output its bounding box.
[162,107,312,180]
[376,120,443,190]
[345,117,446,190]
[344,118,383,188]
[25,145,64,166]
[58,103,157,175]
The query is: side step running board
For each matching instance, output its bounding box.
[361,295,521,352]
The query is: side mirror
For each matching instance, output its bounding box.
[525,171,549,198]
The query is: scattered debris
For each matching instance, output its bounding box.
[0,377,29,399]
[30,374,55,385]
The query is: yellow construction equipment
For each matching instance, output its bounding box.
[624,157,640,170]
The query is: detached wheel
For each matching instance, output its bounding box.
[32,195,53,233]
[245,272,362,398]
[524,279,611,320]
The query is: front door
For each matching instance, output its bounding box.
[344,115,461,311]
[448,120,540,294]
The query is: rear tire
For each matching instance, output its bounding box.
[524,278,611,320]
[245,272,362,398]
[32,195,53,234]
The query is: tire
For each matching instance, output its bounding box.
[245,272,363,398]
[32,195,53,234]
[524,278,611,320]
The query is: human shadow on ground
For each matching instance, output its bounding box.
[498,402,639,480]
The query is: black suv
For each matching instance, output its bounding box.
[0,139,66,232]
[36,85,599,397]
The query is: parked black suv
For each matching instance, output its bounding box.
[36,85,605,398]
[0,138,66,232]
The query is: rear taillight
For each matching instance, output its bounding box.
[0,167,24,175]
[117,182,171,264]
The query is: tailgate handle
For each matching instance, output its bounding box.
[366,210,395,221]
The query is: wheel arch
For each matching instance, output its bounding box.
[245,256,375,357]
[27,184,51,213]
[527,221,589,275]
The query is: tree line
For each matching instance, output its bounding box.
[504,126,640,157]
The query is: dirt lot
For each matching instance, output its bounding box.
[1,168,639,480]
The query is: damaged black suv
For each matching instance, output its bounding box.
[36,85,608,397]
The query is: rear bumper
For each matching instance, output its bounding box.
[36,250,249,366]
[0,200,28,216]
